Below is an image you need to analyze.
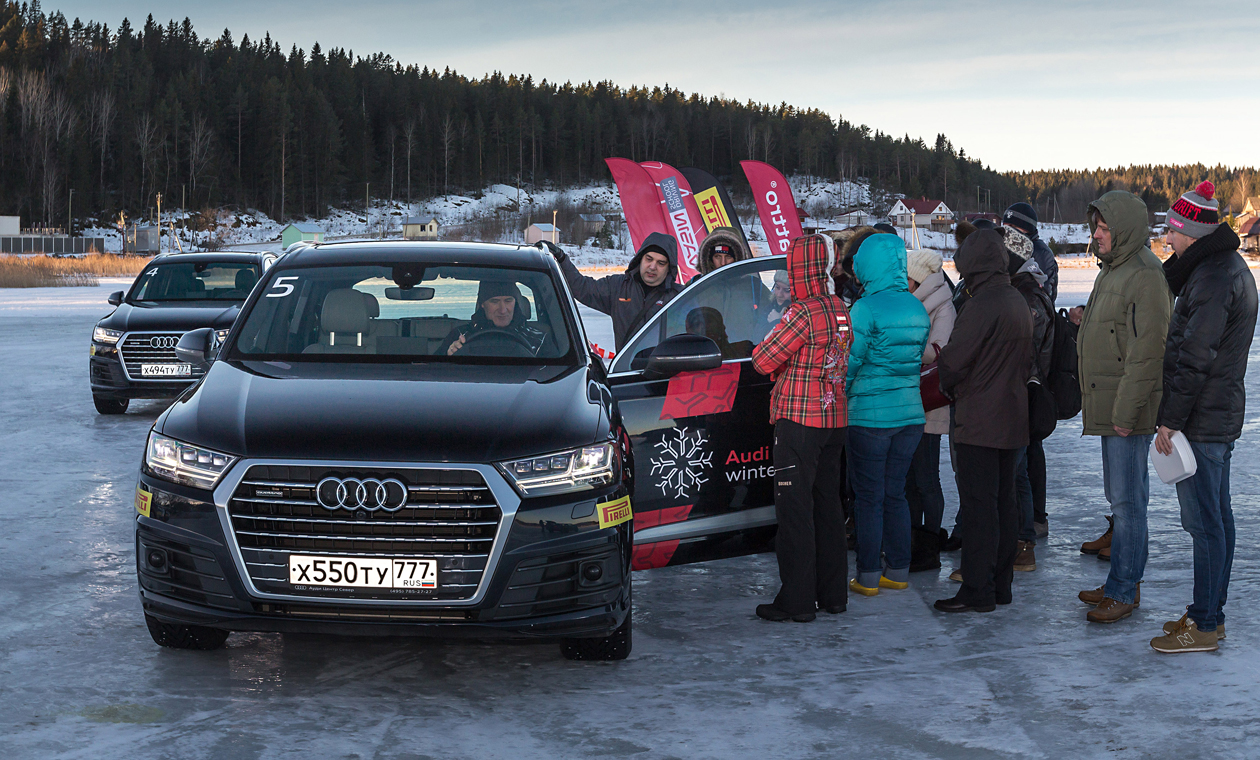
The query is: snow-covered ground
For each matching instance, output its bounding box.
[5,277,1260,757]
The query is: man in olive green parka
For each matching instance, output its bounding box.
[1076,191,1173,623]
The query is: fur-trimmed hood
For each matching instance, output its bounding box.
[696,226,752,276]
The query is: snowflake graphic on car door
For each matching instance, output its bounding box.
[650,427,713,498]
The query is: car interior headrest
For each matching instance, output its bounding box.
[321,289,370,335]
[360,291,380,318]
[235,269,259,292]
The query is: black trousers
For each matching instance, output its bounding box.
[955,443,1019,607]
[773,420,848,615]
[1028,437,1047,524]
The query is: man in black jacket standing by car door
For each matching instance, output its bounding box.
[542,233,682,351]
[1149,181,1257,653]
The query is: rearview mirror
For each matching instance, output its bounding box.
[107,290,124,306]
[642,333,722,380]
[385,286,435,301]
[175,327,217,369]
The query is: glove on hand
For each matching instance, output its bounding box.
[537,239,566,262]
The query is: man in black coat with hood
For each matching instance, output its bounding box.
[1149,181,1257,653]
[542,232,682,351]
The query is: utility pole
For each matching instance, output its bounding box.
[156,192,163,252]
[365,182,370,236]
[552,209,557,244]
[68,189,74,238]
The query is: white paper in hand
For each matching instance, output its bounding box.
[1150,431,1197,485]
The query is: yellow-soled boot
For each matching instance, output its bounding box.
[879,576,909,590]
[849,578,879,597]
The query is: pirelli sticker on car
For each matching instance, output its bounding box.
[597,495,633,529]
[135,485,152,517]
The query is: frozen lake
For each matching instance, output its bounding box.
[3,271,1260,758]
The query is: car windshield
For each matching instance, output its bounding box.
[228,263,575,363]
[130,261,261,302]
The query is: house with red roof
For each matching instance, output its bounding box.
[889,198,952,229]
[1238,216,1260,253]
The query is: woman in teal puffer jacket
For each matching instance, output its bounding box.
[845,233,931,596]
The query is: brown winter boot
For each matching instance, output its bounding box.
[1163,611,1226,640]
[1097,545,1111,561]
[1014,540,1036,572]
[1081,515,1113,555]
[1087,597,1136,623]
[1079,582,1139,607]
[1150,620,1218,653]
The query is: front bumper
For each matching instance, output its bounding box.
[90,349,196,400]
[134,464,632,640]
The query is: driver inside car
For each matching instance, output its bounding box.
[440,280,547,357]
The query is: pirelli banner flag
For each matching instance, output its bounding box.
[605,157,672,254]
[680,167,750,251]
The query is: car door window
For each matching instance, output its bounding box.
[613,257,789,373]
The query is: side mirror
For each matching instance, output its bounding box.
[642,333,722,380]
[175,327,217,369]
[107,291,124,306]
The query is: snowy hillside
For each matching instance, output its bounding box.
[76,176,1093,265]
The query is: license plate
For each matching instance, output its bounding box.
[287,555,438,589]
[141,363,192,377]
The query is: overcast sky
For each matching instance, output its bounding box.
[58,0,1260,173]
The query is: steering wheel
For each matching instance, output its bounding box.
[458,328,535,358]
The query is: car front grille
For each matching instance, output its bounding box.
[228,465,502,601]
[118,333,205,381]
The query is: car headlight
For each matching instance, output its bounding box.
[145,432,237,490]
[93,326,123,344]
[500,442,618,497]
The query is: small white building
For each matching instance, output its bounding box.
[524,223,559,245]
[890,198,952,228]
[403,217,439,240]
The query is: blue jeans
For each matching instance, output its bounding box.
[848,424,924,586]
[1015,446,1036,542]
[1101,434,1153,605]
[1177,441,1235,633]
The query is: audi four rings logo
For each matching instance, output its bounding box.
[316,477,409,511]
[149,336,178,349]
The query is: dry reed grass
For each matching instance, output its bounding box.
[0,254,151,288]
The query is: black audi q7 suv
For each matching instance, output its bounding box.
[133,242,721,660]
[90,251,276,414]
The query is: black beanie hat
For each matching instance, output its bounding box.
[873,222,898,234]
[477,279,521,305]
[1002,202,1038,235]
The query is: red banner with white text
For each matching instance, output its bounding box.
[740,160,803,256]
[605,158,671,254]
[639,161,705,282]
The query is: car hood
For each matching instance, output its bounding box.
[101,302,240,332]
[157,360,608,464]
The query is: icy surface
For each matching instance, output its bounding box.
[3,276,1260,758]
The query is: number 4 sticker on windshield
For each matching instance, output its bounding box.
[267,276,299,297]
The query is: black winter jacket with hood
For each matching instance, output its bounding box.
[938,229,1034,450]
[1158,223,1258,442]
[556,232,682,350]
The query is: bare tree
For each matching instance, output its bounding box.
[403,118,416,203]
[135,113,160,209]
[88,90,116,197]
[744,122,757,161]
[188,114,213,201]
[440,112,455,195]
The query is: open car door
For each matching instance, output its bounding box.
[606,256,792,570]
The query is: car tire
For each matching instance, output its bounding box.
[144,614,229,650]
[559,606,632,661]
[93,395,129,415]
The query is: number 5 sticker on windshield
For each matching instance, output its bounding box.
[267,276,299,297]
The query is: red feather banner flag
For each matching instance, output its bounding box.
[740,160,803,256]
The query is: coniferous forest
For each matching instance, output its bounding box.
[0,2,1255,230]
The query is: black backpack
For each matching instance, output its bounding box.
[1048,308,1081,420]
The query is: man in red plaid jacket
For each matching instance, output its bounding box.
[750,234,852,622]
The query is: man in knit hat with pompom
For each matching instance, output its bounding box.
[1149,181,1257,653]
